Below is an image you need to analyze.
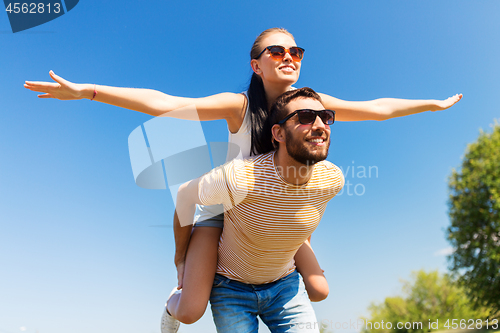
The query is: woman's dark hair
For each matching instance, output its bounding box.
[247,28,295,156]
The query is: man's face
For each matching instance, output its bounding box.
[281,98,331,165]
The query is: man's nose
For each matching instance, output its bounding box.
[311,114,327,130]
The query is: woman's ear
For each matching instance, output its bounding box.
[250,59,262,74]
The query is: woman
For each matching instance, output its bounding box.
[24,28,462,332]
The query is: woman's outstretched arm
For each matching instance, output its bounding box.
[318,93,462,122]
[24,71,247,128]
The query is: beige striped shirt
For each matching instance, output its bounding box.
[199,151,344,284]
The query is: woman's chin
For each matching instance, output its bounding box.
[277,74,299,85]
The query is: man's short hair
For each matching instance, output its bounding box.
[263,87,323,149]
[269,87,323,127]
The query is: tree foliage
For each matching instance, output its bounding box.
[362,270,491,333]
[447,122,500,315]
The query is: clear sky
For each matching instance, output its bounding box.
[1,1,499,333]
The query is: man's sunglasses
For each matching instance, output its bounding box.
[277,109,335,125]
[255,45,305,62]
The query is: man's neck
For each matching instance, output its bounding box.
[274,150,315,185]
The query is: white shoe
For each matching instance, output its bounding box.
[161,287,181,333]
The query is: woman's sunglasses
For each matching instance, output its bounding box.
[277,109,335,126]
[255,45,305,62]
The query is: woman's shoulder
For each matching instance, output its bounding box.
[207,91,247,107]
[220,92,246,134]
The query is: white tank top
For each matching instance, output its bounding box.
[227,92,252,159]
[194,92,252,223]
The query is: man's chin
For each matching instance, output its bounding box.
[290,154,327,166]
[309,150,328,163]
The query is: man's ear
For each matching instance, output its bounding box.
[272,124,286,146]
[250,59,262,74]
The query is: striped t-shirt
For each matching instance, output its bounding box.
[198,151,344,285]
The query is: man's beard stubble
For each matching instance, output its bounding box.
[284,128,330,166]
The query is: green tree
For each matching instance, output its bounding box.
[362,270,490,333]
[447,122,500,315]
[319,325,334,333]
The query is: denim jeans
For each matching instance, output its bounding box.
[210,270,319,333]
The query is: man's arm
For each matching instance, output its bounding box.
[318,93,462,121]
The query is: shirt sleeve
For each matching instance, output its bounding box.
[334,167,345,196]
[198,161,233,207]
[322,161,345,197]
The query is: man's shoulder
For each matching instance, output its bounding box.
[312,160,345,191]
[220,152,274,180]
[228,151,274,168]
[315,160,343,175]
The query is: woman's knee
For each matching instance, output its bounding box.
[307,287,329,302]
[304,278,329,302]
[174,304,207,324]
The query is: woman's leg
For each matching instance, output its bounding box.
[293,237,329,302]
[167,226,222,324]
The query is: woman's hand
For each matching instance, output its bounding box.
[431,93,463,111]
[24,71,89,100]
[175,258,186,289]
[322,93,464,121]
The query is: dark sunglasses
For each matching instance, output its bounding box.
[255,45,305,62]
[277,109,335,126]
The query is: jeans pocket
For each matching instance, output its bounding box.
[212,274,226,288]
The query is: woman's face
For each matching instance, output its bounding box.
[252,32,301,86]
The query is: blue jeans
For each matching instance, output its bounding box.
[210,270,319,333]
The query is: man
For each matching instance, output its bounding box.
[168,87,344,332]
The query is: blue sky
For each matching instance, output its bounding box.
[1,1,499,332]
